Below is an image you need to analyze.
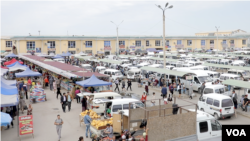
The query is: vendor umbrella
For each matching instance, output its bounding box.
[15,68,42,78]
[1,66,8,69]
[6,61,23,67]
[4,58,23,66]
[5,53,18,58]
[76,75,111,87]
[1,112,12,126]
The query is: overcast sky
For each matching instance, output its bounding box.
[1,0,250,36]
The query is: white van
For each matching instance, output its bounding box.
[105,55,117,60]
[188,61,202,66]
[228,69,250,80]
[189,65,209,71]
[94,98,144,117]
[231,60,245,66]
[148,64,163,68]
[96,66,106,73]
[91,92,121,114]
[54,58,65,63]
[188,109,222,141]
[127,69,143,81]
[81,64,92,71]
[198,94,234,120]
[100,69,124,81]
[202,85,232,97]
[219,73,242,88]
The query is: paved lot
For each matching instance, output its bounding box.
[2,82,250,141]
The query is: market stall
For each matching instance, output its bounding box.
[29,85,46,103]
[76,75,111,93]
[1,81,19,107]
[8,63,27,72]
[4,58,23,65]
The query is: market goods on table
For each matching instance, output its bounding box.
[30,85,46,102]
[91,118,113,130]
[80,109,101,119]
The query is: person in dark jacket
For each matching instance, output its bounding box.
[161,85,167,99]
[60,93,67,113]
[127,79,132,91]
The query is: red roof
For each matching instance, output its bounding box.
[73,72,108,78]
[24,55,84,72]
[4,58,23,65]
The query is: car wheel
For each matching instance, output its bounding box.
[214,113,220,120]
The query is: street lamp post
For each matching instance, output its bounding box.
[156,2,173,83]
[111,20,124,56]
[215,26,220,54]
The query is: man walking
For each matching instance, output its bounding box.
[84,112,92,138]
[231,90,238,109]
[199,82,206,100]
[161,85,167,99]
[54,115,63,141]
[49,76,54,91]
[114,79,120,92]
[242,95,249,112]
[127,79,132,91]
[67,91,73,112]
[60,93,67,113]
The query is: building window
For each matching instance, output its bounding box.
[177,40,182,45]
[135,40,141,47]
[187,40,192,46]
[85,41,92,47]
[222,40,227,44]
[242,40,246,45]
[27,41,35,50]
[68,41,75,48]
[146,40,150,46]
[210,40,214,44]
[6,41,12,47]
[47,41,55,48]
[104,41,111,47]
[68,51,76,54]
[155,40,161,46]
[166,40,169,46]
[230,40,234,44]
[201,40,205,45]
[119,41,125,45]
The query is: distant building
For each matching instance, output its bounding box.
[1,30,250,55]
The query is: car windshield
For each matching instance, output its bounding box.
[128,72,134,75]
[215,88,225,94]
[83,66,91,69]
[115,72,122,76]
[198,76,212,82]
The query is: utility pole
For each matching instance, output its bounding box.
[156,2,173,83]
[111,20,124,56]
[215,26,220,54]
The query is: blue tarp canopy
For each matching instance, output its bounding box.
[5,53,18,58]
[53,55,63,59]
[6,61,23,67]
[76,75,111,87]
[61,52,71,57]
[1,112,12,126]
[8,63,27,72]
[146,48,157,52]
[1,81,18,107]
[15,68,42,78]
[1,76,16,86]
[206,50,212,52]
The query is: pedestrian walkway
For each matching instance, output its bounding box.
[236,107,250,118]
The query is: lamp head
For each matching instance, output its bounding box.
[165,2,169,7]
[168,5,173,9]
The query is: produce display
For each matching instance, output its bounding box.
[91,118,113,129]
[80,109,101,119]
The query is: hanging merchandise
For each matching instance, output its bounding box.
[30,85,46,103]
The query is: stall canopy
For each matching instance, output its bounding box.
[1,112,12,126]
[76,75,111,87]
[15,68,42,78]
[1,66,8,69]
[6,61,23,67]
[1,76,16,86]
[4,58,23,65]
[222,79,250,89]
[99,59,122,64]
[53,55,63,59]
[5,53,18,58]
[203,63,250,71]
[1,81,18,107]
[8,63,27,72]
[61,52,71,57]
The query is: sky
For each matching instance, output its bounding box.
[1,0,250,36]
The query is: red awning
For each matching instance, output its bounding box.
[1,66,8,69]
[4,58,23,65]
[73,72,108,78]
